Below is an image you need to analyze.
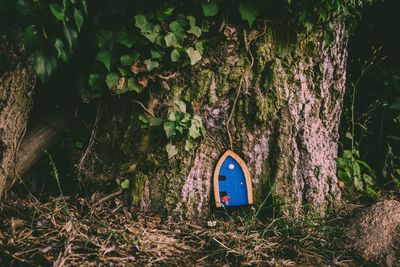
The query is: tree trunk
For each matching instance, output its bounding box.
[84,20,347,220]
[0,28,36,197]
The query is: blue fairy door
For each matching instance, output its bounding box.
[213,150,253,207]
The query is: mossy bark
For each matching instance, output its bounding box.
[0,28,36,197]
[88,21,347,220]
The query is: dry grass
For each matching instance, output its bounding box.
[0,191,364,266]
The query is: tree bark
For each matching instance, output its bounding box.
[84,20,347,220]
[0,28,36,197]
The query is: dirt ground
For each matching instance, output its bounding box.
[0,190,365,266]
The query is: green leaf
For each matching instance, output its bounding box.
[73,8,84,32]
[144,59,159,71]
[189,116,205,139]
[24,25,42,51]
[32,51,57,83]
[201,0,219,17]
[139,114,149,128]
[96,30,113,49]
[166,143,178,159]
[164,32,182,48]
[134,14,148,31]
[63,23,78,51]
[105,73,119,89]
[115,32,136,48]
[186,47,202,65]
[50,3,65,21]
[120,52,140,66]
[127,78,144,93]
[135,15,160,43]
[171,49,183,62]
[54,38,68,63]
[164,121,176,139]
[363,174,374,185]
[187,16,202,37]
[345,132,353,140]
[195,41,204,55]
[95,50,111,71]
[185,139,194,151]
[150,50,164,60]
[150,117,162,127]
[88,73,101,89]
[239,0,260,27]
[366,187,378,198]
[343,150,352,159]
[354,175,364,191]
[169,21,186,40]
[163,7,174,16]
[121,179,130,189]
[175,100,187,113]
[189,124,201,139]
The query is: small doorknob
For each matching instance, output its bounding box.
[228,164,234,170]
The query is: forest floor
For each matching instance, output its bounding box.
[0,191,366,266]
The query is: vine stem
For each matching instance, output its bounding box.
[226,25,264,151]
[226,76,245,150]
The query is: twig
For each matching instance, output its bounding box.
[226,76,245,150]
[93,189,123,207]
[77,102,103,174]
[130,100,155,118]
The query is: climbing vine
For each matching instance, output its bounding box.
[0,0,372,156]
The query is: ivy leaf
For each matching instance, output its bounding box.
[105,73,119,89]
[95,50,111,71]
[189,123,201,139]
[144,59,159,71]
[363,174,374,185]
[150,117,163,126]
[187,16,202,37]
[120,179,130,189]
[175,100,187,113]
[186,47,202,65]
[185,139,194,151]
[201,0,219,17]
[239,0,260,27]
[354,175,364,191]
[96,30,113,50]
[115,32,136,48]
[120,51,140,66]
[127,77,144,93]
[32,50,57,83]
[171,48,183,62]
[54,38,68,63]
[139,114,149,128]
[134,14,148,31]
[164,33,182,48]
[166,143,178,159]
[63,23,78,51]
[135,15,160,43]
[88,73,101,90]
[163,7,174,16]
[150,50,164,60]
[73,8,84,32]
[195,41,204,55]
[164,121,176,139]
[50,3,65,21]
[169,21,186,42]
